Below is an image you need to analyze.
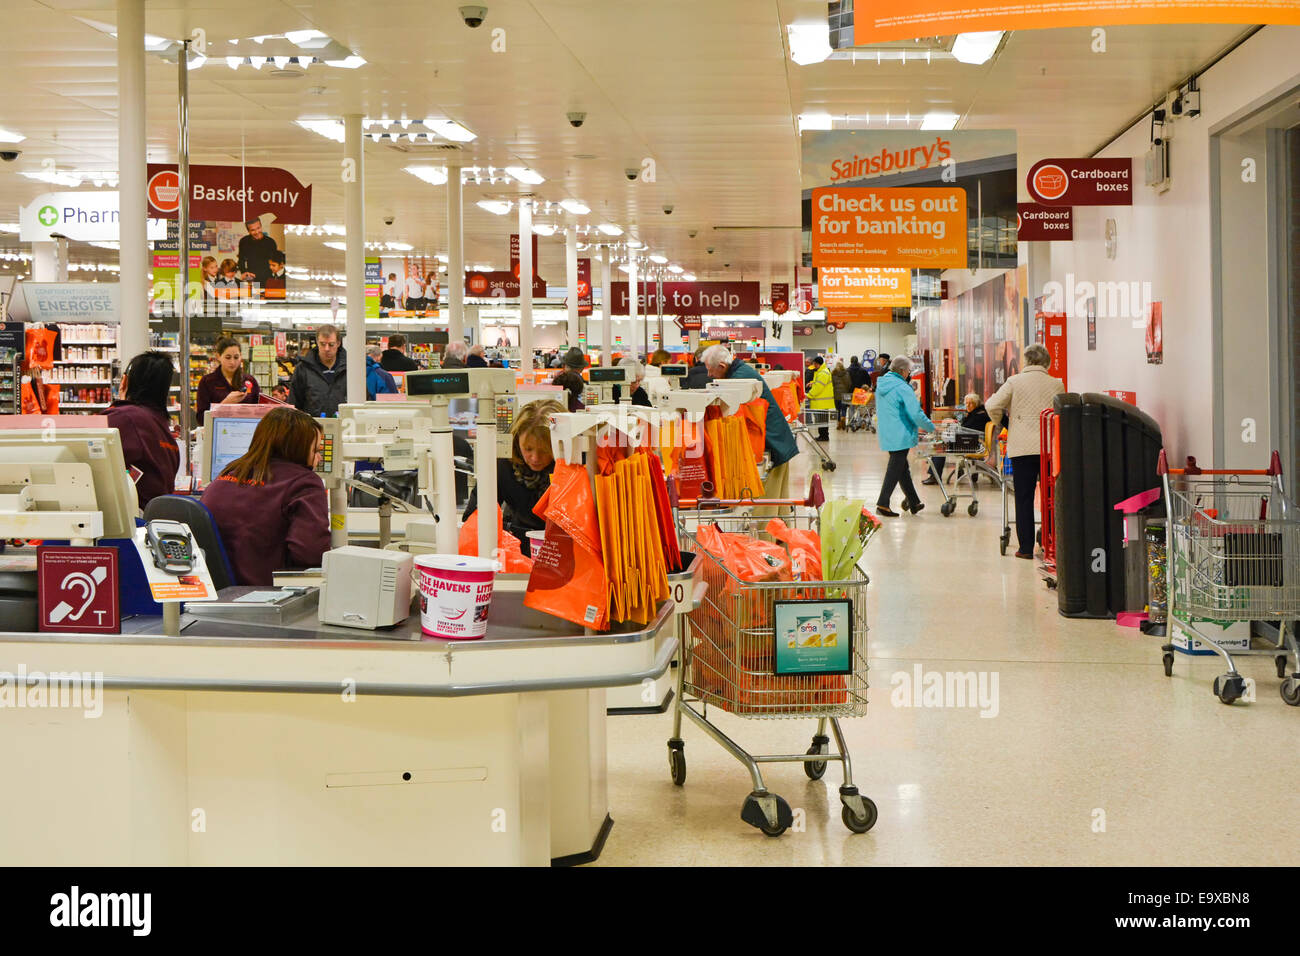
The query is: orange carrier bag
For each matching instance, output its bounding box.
[458,506,532,573]
[524,461,609,630]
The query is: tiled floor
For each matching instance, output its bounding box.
[595,430,1299,865]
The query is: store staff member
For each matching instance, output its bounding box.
[237,216,278,287]
[200,407,330,586]
[462,399,565,556]
[195,336,260,424]
[703,344,798,501]
[106,351,180,508]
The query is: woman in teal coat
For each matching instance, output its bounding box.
[873,356,935,516]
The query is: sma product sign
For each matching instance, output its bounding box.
[774,600,854,676]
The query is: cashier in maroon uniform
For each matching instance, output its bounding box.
[200,406,331,586]
[106,351,181,508]
[195,336,260,424]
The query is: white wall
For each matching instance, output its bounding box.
[1034,24,1300,463]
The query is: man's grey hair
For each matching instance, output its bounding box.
[964,392,980,407]
[366,344,383,359]
[618,356,643,382]
[701,344,733,370]
[889,355,913,376]
[469,343,485,356]
[316,323,340,341]
[445,340,469,362]
[1023,343,1051,368]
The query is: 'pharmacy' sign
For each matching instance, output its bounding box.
[20,192,168,243]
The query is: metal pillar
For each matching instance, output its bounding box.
[117,0,148,360]
[601,244,612,365]
[565,227,578,347]
[177,39,194,476]
[344,114,366,405]
[518,200,533,373]
[447,163,464,342]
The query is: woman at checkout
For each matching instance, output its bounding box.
[195,336,260,423]
[105,351,180,508]
[200,407,331,586]
[462,399,566,557]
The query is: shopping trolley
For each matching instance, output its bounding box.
[1157,450,1300,706]
[792,406,837,471]
[667,505,876,836]
[846,389,874,433]
[920,422,1001,518]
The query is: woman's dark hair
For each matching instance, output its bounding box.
[220,407,322,485]
[214,336,243,383]
[552,369,585,404]
[121,351,175,411]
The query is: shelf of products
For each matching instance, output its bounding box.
[0,349,19,414]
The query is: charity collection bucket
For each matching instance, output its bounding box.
[414,554,496,639]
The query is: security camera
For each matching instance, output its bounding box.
[663,204,674,215]
[706,246,715,254]
[724,263,731,269]
[625,167,639,181]
[459,5,487,27]
[688,229,698,238]
[0,150,20,162]
[383,215,395,226]
[567,111,587,128]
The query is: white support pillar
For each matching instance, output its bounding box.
[565,227,578,348]
[518,200,533,374]
[601,244,612,366]
[628,256,639,360]
[117,0,148,359]
[344,114,366,405]
[32,242,56,282]
[447,163,464,343]
[55,238,69,282]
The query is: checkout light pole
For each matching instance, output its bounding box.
[518,199,533,373]
[177,38,194,479]
[344,114,366,405]
[116,0,148,362]
[601,244,613,365]
[565,226,578,348]
[446,162,464,342]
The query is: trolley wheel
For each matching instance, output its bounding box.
[999,530,1010,556]
[1276,655,1290,680]
[1281,678,1300,706]
[741,792,793,837]
[967,501,979,517]
[823,461,837,472]
[1213,673,1246,705]
[1162,652,1174,677]
[804,735,830,780]
[842,800,878,834]
[667,739,686,786]
[940,501,956,517]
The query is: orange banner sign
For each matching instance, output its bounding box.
[853,1,1300,44]
[811,187,966,268]
[818,267,911,308]
[826,307,896,323]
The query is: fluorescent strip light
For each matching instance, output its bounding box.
[626,238,644,249]
[404,166,450,187]
[430,120,476,142]
[618,264,634,275]
[920,112,959,130]
[504,166,545,185]
[558,199,589,215]
[532,224,556,236]
[681,273,696,282]
[477,200,512,216]
[668,265,684,274]
[649,254,667,264]
[296,119,346,142]
[597,223,623,236]
[0,127,25,143]
[324,55,366,69]
[249,56,266,69]
[951,31,1003,65]
[273,56,291,70]
[143,33,172,52]
[797,113,833,133]
[226,56,241,69]
[787,23,831,66]
[21,169,81,187]
[323,242,346,251]
[285,29,327,46]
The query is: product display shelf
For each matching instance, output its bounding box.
[0,349,19,414]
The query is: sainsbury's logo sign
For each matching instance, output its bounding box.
[829,136,952,183]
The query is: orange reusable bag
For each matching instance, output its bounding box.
[525,463,609,630]
[773,381,800,422]
[765,518,823,580]
[20,380,59,415]
[740,398,768,465]
[459,505,533,573]
[25,327,56,370]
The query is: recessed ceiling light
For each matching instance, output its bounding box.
[477,200,512,215]
[0,127,25,143]
[558,199,589,215]
[797,113,833,133]
[787,23,831,66]
[405,166,448,186]
[429,120,476,142]
[649,254,668,264]
[285,29,328,46]
[504,166,545,185]
[597,223,623,236]
[626,238,644,249]
[532,224,556,236]
[681,273,696,282]
[920,112,959,130]
[668,265,684,274]
[296,119,345,142]
[951,31,1003,65]
[323,241,346,250]
[324,55,366,69]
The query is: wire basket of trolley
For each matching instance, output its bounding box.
[919,421,1001,518]
[845,387,874,433]
[1157,450,1300,706]
[666,490,878,837]
[791,405,837,471]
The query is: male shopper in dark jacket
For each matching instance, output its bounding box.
[683,346,710,389]
[702,345,798,507]
[380,333,420,372]
[290,324,349,417]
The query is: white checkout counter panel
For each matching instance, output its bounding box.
[0,589,677,868]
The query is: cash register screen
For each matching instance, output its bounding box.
[209,417,260,478]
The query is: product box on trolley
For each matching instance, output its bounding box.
[1170,620,1251,655]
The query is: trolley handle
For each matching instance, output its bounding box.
[1157,450,1283,477]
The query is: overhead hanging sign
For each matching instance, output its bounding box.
[611,281,761,316]
[577,258,592,316]
[818,267,911,308]
[825,307,896,323]
[465,270,547,298]
[1017,203,1074,241]
[770,282,789,314]
[510,233,540,278]
[20,191,167,243]
[811,187,966,268]
[1026,159,1132,206]
[5,282,120,323]
[853,0,1300,43]
[146,164,314,224]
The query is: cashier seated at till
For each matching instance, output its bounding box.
[105,350,180,509]
[462,399,566,557]
[200,406,331,586]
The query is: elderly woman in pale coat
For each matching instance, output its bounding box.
[984,342,1065,559]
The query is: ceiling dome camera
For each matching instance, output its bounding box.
[0,150,21,162]
[459,5,487,27]
[567,111,587,128]
[663,204,673,215]
[625,167,639,181]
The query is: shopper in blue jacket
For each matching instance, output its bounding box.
[873,355,935,517]
[365,345,399,400]
[702,344,799,500]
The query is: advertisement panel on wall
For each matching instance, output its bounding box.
[365,258,382,320]
[817,267,911,308]
[802,130,1017,271]
[150,218,288,313]
[852,0,1300,44]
